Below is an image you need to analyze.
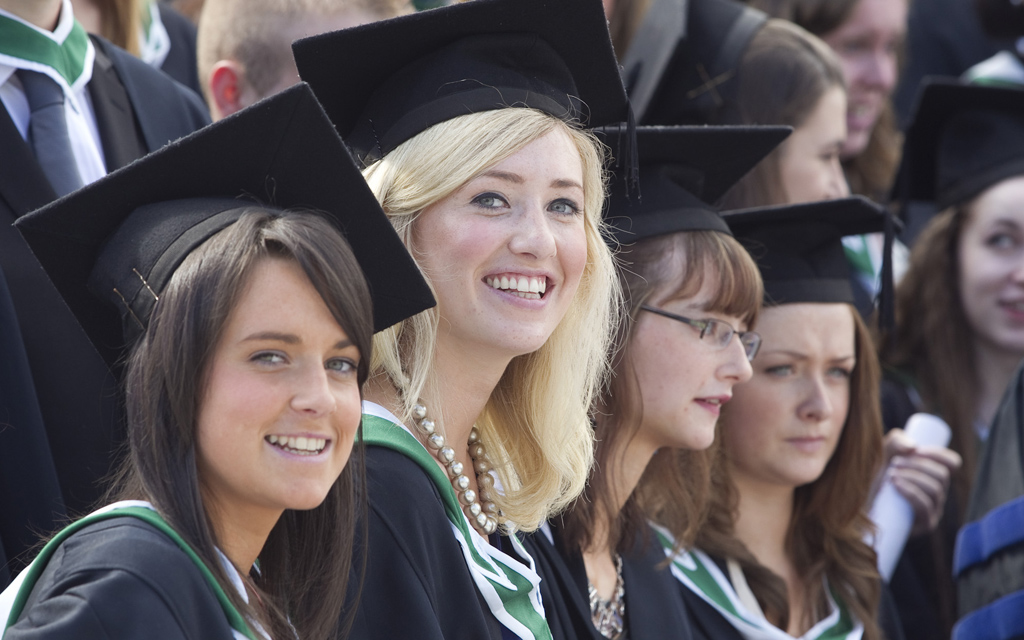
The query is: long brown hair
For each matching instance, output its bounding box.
[747,0,904,201]
[880,206,977,508]
[110,209,373,640]
[561,230,763,555]
[90,0,143,55]
[696,306,884,640]
[717,19,846,209]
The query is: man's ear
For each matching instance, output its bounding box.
[208,60,251,121]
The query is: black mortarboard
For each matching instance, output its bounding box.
[895,79,1024,210]
[14,83,435,370]
[623,0,767,125]
[292,0,631,166]
[724,196,897,306]
[599,124,791,244]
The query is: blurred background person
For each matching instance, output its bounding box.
[745,0,907,204]
[197,0,410,121]
[72,0,202,93]
[883,80,1024,640]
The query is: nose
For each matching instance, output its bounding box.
[291,363,337,416]
[797,375,833,422]
[862,49,898,93]
[720,336,754,383]
[508,201,557,259]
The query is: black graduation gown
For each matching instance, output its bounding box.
[0,268,63,587]
[0,35,208,586]
[5,517,236,639]
[346,445,508,639]
[878,373,960,640]
[523,524,695,640]
[678,554,907,640]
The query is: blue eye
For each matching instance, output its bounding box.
[252,352,286,365]
[549,198,581,215]
[763,364,792,377]
[986,233,1018,250]
[828,366,853,380]
[327,358,358,375]
[472,193,508,209]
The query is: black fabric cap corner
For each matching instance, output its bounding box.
[626,0,767,125]
[895,78,1024,209]
[293,0,629,165]
[15,83,435,370]
[723,196,894,305]
[599,124,790,244]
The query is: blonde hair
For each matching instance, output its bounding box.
[362,108,621,531]
[197,0,410,100]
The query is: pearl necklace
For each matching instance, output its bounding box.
[411,402,499,536]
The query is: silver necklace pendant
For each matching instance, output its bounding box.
[588,553,626,640]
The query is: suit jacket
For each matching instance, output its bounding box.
[0,35,208,586]
[157,3,203,96]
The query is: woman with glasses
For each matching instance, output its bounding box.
[663,198,901,640]
[524,125,787,640]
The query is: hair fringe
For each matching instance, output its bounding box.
[563,231,763,555]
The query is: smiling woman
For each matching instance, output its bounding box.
[881,81,1024,637]
[292,0,630,636]
[0,84,433,640]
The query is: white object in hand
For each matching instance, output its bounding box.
[868,413,952,581]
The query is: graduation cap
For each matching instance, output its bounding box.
[895,79,1024,210]
[292,0,632,167]
[724,196,898,308]
[14,83,435,371]
[623,0,767,125]
[599,124,791,244]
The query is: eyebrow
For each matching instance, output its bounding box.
[242,332,353,350]
[478,171,583,192]
[479,170,524,184]
[760,349,855,362]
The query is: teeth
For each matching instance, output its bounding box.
[487,275,547,298]
[266,435,327,455]
[706,398,721,405]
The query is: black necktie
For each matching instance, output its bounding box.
[17,69,84,197]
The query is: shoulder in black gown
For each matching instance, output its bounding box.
[522,523,695,640]
[346,445,506,640]
[6,517,235,639]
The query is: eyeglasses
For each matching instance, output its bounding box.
[640,305,761,361]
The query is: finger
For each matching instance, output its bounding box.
[892,475,944,533]
[883,429,917,460]
[891,456,953,490]
[891,467,946,508]
[912,445,963,470]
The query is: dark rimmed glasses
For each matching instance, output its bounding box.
[640,305,761,361]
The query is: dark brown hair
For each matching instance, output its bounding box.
[607,0,652,57]
[697,306,884,640]
[880,206,977,509]
[111,209,373,640]
[717,19,846,209]
[561,230,763,555]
